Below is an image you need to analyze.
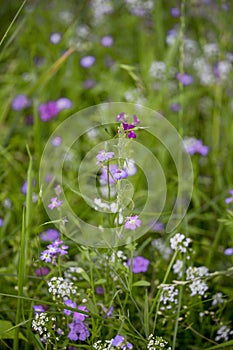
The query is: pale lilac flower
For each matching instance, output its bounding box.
[111,335,133,349]
[171,7,180,17]
[68,320,90,341]
[63,299,77,316]
[51,136,62,147]
[183,137,209,156]
[40,229,60,241]
[112,168,128,180]
[225,190,233,204]
[224,247,233,255]
[101,35,114,47]
[80,55,96,68]
[73,305,89,322]
[48,197,63,210]
[56,97,73,111]
[127,256,150,273]
[50,32,61,44]
[124,215,141,230]
[33,305,47,314]
[83,79,96,89]
[11,94,31,111]
[96,150,114,165]
[176,73,194,86]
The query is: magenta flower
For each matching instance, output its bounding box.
[124,215,141,230]
[11,94,31,111]
[96,150,114,165]
[38,101,60,122]
[48,197,63,210]
[127,256,150,273]
[35,267,50,276]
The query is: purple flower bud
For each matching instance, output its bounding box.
[35,267,50,276]
[176,73,194,86]
[171,7,180,17]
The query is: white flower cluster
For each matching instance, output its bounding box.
[159,285,179,310]
[32,312,56,343]
[215,325,233,342]
[47,277,77,299]
[93,340,114,350]
[125,0,154,16]
[172,259,183,278]
[212,292,224,306]
[151,238,172,260]
[186,266,209,297]
[64,266,85,282]
[170,233,191,253]
[147,334,172,350]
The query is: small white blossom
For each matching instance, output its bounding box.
[47,277,77,299]
[170,233,191,253]
[147,334,172,350]
[215,325,233,342]
[212,292,224,306]
[173,259,183,278]
[160,285,179,310]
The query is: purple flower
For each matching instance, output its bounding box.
[224,248,233,255]
[116,112,125,122]
[21,179,36,194]
[96,150,114,165]
[124,215,141,230]
[106,306,114,317]
[11,94,31,111]
[112,169,128,181]
[35,267,50,276]
[51,136,62,147]
[117,113,140,139]
[68,320,90,341]
[56,97,73,111]
[80,55,96,68]
[25,115,34,125]
[183,137,209,156]
[83,79,96,89]
[40,239,68,265]
[170,103,180,112]
[33,305,47,314]
[176,73,194,86]
[112,335,125,347]
[50,32,61,44]
[0,218,4,227]
[225,190,233,204]
[127,256,150,273]
[73,306,89,322]
[101,35,114,47]
[40,250,53,263]
[111,335,133,349]
[38,101,60,122]
[40,229,60,241]
[171,7,180,17]
[64,299,77,316]
[95,286,104,294]
[48,197,63,210]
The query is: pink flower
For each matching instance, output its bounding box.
[48,197,63,210]
[124,215,141,230]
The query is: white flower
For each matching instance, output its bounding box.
[170,233,191,253]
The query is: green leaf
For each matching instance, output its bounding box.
[95,279,107,285]
[206,339,233,349]
[132,280,151,287]
[0,320,27,341]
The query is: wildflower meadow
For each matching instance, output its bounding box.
[1,1,233,349]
